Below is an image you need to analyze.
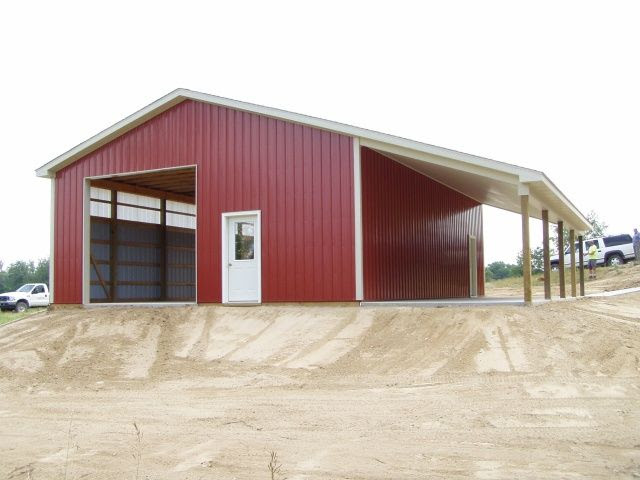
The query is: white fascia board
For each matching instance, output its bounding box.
[36,88,537,183]
[35,87,589,234]
[362,138,520,185]
[35,89,185,178]
[521,175,590,232]
[540,175,590,230]
[188,89,538,180]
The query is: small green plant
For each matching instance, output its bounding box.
[132,422,143,480]
[268,451,283,480]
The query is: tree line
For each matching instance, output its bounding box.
[485,210,608,282]
[0,259,49,293]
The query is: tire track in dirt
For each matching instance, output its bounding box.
[282,309,374,369]
[279,309,357,368]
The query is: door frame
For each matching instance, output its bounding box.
[221,210,262,304]
[468,234,478,298]
[82,165,198,306]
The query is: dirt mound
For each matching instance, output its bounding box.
[1,296,640,479]
[2,294,639,387]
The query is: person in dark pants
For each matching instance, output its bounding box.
[633,228,640,265]
[587,241,598,279]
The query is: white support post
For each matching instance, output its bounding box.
[82,178,91,305]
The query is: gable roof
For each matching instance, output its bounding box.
[35,88,590,231]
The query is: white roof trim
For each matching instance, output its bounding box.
[35,88,590,231]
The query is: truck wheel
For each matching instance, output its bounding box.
[15,301,28,313]
[607,254,624,267]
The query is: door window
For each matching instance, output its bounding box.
[234,221,255,260]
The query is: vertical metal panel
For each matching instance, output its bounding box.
[361,147,485,300]
[54,100,355,303]
[88,217,196,302]
[166,228,196,301]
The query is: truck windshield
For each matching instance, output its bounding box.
[564,243,580,254]
[17,284,35,292]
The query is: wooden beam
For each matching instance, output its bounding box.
[542,209,551,300]
[90,254,109,298]
[110,190,117,302]
[92,280,163,286]
[558,220,566,299]
[578,235,585,296]
[94,259,162,267]
[569,229,577,297]
[160,198,167,301]
[521,195,532,304]
[91,179,195,204]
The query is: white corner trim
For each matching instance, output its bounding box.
[35,90,186,178]
[194,165,198,304]
[518,184,530,196]
[82,178,91,305]
[353,138,364,301]
[49,177,56,304]
[221,210,262,304]
[35,87,590,240]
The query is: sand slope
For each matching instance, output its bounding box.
[1,293,639,478]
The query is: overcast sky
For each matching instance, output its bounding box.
[1,1,638,267]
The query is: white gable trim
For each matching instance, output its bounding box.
[35,88,590,231]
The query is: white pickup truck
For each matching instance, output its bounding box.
[0,283,50,313]
[550,234,636,269]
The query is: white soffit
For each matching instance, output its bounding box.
[35,88,590,231]
[370,148,589,232]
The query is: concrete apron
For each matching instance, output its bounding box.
[360,286,640,308]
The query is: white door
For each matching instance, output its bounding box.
[30,285,49,307]
[225,213,261,303]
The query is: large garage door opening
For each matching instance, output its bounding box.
[87,167,196,303]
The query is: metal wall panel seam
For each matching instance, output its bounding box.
[361,147,484,300]
[52,100,355,303]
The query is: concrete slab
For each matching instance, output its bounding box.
[360,297,549,308]
[360,285,640,308]
[585,286,640,298]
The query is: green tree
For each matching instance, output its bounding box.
[485,261,509,281]
[0,258,50,292]
[0,271,7,293]
[6,261,34,291]
[550,210,608,255]
[516,246,545,275]
[485,261,521,281]
[583,211,608,240]
[33,258,49,284]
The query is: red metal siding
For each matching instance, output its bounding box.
[54,100,355,303]
[361,147,484,300]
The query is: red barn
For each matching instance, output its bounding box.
[36,89,589,305]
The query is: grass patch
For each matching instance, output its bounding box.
[486,265,627,290]
[0,308,46,326]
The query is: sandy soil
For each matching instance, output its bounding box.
[1,285,639,478]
